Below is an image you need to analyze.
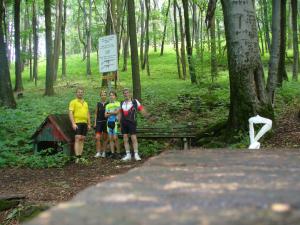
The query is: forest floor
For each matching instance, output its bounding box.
[0,109,300,224]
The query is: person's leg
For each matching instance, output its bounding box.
[131,135,141,160]
[102,132,108,157]
[122,134,131,161]
[114,135,120,154]
[109,134,115,154]
[74,135,81,156]
[79,135,85,156]
[95,133,101,157]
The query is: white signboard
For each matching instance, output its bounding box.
[99,35,118,73]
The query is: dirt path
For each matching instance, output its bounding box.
[0,158,144,224]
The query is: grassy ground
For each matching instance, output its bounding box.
[1,49,300,168]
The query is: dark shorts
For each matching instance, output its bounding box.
[75,123,88,136]
[95,121,107,134]
[121,120,137,135]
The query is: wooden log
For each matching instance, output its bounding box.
[0,195,26,211]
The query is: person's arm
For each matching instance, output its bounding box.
[69,110,77,130]
[140,107,151,119]
[87,111,91,130]
[94,105,98,128]
[105,106,110,118]
[136,99,151,119]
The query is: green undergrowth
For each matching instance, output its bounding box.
[1,49,300,168]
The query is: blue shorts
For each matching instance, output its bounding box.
[107,121,118,136]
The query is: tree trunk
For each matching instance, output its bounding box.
[262,0,271,52]
[85,0,92,76]
[210,13,217,82]
[153,0,157,52]
[0,0,16,108]
[122,34,129,72]
[291,0,298,81]
[61,0,67,78]
[220,0,273,132]
[257,19,264,56]
[139,0,144,64]
[182,0,197,84]
[44,0,54,96]
[3,1,11,66]
[160,0,171,56]
[278,0,288,86]
[32,0,38,85]
[142,0,150,76]
[216,18,221,57]
[127,0,141,100]
[14,0,23,92]
[287,2,292,50]
[266,0,281,105]
[21,1,30,73]
[53,0,63,81]
[173,0,181,79]
[177,4,187,80]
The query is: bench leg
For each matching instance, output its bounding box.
[183,138,188,150]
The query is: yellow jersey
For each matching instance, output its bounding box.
[69,98,89,123]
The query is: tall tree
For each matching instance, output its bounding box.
[291,0,298,81]
[177,3,187,80]
[152,0,157,52]
[207,0,273,132]
[44,0,54,95]
[262,0,271,52]
[182,0,197,84]
[53,0,63,81]
[173,0,181,79]
[14,0,23,92]
[278,0,288,86]
[160,0,171,56]
[210,12,217,82]
[266,0,281,104]
[32,0,38,85]
[0,0,16,108]
[139,0,144,64]
[86,0,92,76]
[142,0,150,76]
[61,0,67,78]
[127,0,141,100]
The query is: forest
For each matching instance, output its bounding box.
[1,0,300,223]
[0,0,299,165]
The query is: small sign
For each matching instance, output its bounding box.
[99,35,118,73]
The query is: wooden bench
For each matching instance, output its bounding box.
[119,124,197,150]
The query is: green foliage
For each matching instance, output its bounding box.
[139,140,163,157]
[2,48,300,168]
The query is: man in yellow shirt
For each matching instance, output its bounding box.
[69,87,91,163]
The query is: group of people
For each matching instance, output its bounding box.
[68,87,149,163]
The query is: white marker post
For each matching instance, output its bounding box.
[248,115,272,149]
[99,35,118,92]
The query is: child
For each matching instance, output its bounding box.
[105,91,121,159]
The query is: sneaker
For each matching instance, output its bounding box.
[75,158,80,163]
[101,152,106,158]
[121,154,132,161]
[248,142,260,150]
[134,153,141,161]
[94,152,101,158]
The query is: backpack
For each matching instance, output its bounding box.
[121,99,138,122]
